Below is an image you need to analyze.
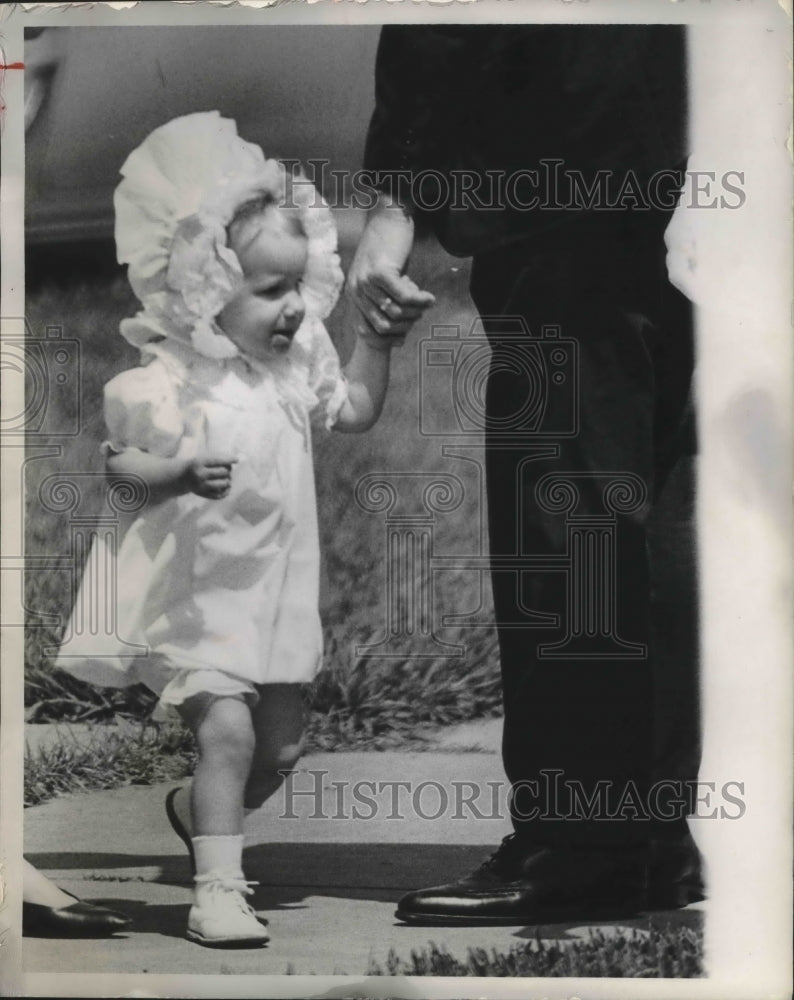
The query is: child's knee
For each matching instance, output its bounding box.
[193,697,256,765]
[203,726,256,769]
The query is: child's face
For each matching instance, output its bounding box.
[219,209,308,362]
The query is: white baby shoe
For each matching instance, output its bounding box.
[187,873,269,947]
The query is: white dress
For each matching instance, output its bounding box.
[58,318,348,715]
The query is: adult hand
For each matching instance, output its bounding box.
[347,195,435,342]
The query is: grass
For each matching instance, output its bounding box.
[24,721,196,807]
[365,925,704,978]
[24,643,503,806]
[23,242,503,775]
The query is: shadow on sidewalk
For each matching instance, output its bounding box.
[28,842,491,899]
[27,841,705,942]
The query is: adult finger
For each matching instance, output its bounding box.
[354,301,420,338]
[370,270,435,309]
[359,284,428,323]
[350,265,434,310]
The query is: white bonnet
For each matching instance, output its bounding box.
[114,111,343,360]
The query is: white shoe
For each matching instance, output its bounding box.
[187,874,269,947]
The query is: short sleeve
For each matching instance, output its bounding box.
[292,316,349,431]
[103,362,184,457]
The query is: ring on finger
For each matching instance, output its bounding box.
[379,296,393,313]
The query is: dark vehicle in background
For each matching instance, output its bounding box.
[25,25,379,275]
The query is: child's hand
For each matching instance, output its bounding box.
[183,456,236,500]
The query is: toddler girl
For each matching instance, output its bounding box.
[58,112,432,947]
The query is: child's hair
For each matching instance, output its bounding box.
[113,112,342,361]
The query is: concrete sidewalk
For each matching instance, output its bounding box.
[21,722,704,976]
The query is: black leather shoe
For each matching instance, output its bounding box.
[647,829,706,908]
[395,835,648,925]
[23,896,131,937]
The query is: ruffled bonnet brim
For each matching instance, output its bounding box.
[114,111,344,362]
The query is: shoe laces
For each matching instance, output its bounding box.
[476,834,531,879]
[195,874,259,915]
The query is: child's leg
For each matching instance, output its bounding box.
[182,694,255,835]
[244,684,306,812]
[166,686,305,843]
[177,694,268,947]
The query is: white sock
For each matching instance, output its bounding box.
[192,835,244,880]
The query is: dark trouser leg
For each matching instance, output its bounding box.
[470,212,697,849]
[648,446,701,837]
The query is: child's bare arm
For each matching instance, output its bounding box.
[333,335,393,433]
[106,448,235,501]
